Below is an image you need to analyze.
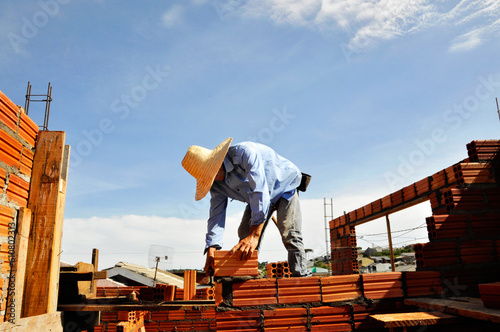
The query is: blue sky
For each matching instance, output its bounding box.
[1,0,499,270]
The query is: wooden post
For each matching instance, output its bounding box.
[385,214,396,272]
[92,248,99,272]
[22,131,70,317]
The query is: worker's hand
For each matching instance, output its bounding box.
[205,247,216,276]
[230,234,259,260]
[230,222,265,260]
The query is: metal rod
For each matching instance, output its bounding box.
[153,257,160,287]
[385,214,396,272]
[44,82,52,130]
[496,98,500,122]
[24,82,31,115]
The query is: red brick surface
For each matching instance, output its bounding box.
[213,250,259,277]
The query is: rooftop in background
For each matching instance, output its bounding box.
[104,261,187,288]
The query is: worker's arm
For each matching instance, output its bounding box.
[204,190,227,276]
[230,222,265,260]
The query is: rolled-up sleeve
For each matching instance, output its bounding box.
[206,191,228,250]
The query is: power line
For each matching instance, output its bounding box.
[357,224,426,237]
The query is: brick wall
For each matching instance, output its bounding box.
[332,140,500,296]
[0,91,38,322]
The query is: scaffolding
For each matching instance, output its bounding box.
[323,197,333,275]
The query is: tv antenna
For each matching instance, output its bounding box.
[148,245,174,287]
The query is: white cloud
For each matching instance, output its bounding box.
[61,194,432,270]
[239,0,500,53]
[449,29,483,52]
[161,5,185,28]
[449,16,500,52]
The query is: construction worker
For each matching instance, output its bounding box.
[182,137,309,277]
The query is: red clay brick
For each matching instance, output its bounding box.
[0,168,6,191]
[18,112,38,147]
[0,91,20,132]
[264,307,307,330]
[6,173,29,207]
[278,277,321,304]
[213,250,259,277]
[232,278,277,307]
[216,310,261,331]
[19,146,34,176]
[0,128,23,168]
[321,275,361,302]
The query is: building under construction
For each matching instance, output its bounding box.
[1,89,500,331]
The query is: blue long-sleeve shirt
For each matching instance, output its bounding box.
[205,142,302,250]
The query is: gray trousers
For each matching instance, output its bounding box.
[238,191,307,277]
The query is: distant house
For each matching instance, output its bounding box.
[370,256,391,263]
[96,278,127,288]
[104,262,187,288]
[366,263,392,273]
[399,252,416,264]
[358,256,374,273]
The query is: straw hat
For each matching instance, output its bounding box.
[182,137,233,201]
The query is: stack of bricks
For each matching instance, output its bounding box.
[329,215,358,274]
[266,261,291,278]
[116,311,147,332]
[195,286,215,301]
[331,139,500,296]
[478,281,500,309]
[138,284,176,302]
[92,264,443,331]
[413,139,500,294]
[467,140,500,162]
[95,307,216,332]
[216,303,413,332]
[0,91,38,321]
[211,271,443,331]
[219,271,442,308]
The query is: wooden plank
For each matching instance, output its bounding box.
[60,271,95,281]
[405,297,500,324]
[385,215,396,272]
[370,311,457,328]
[22,132,69,317]
[5,208,32,324]
[75,262,95,298]
[0,312,63,332]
